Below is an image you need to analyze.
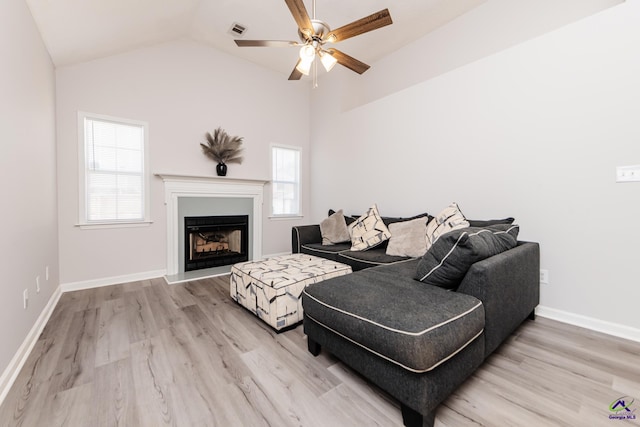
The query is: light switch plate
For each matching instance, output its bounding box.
[616,165,640,183]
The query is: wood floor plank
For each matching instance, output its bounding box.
[37,382,94,427]
[93,359,140,427]
[129,337,178,427]
[318,383,398,427]
[240,346,347,427]
[124,288,159,344]
[1,276,639,427]
[48,307,99,394]
[95,299,130,367]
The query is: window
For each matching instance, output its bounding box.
[271,145,301,217]
[78,112,150,227]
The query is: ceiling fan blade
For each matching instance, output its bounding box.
[325,9,393,43]
[288,60,303,80]
[235,40,300,47]
[284,0,313,37]
[326,49,370,74]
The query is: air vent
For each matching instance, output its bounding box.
[229,22,248,37]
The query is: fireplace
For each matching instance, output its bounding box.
[184,215,249,271]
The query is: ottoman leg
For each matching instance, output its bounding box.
[401,404,435,427]
[307,337,321,356]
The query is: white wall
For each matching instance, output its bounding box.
[338,0,623,109]
[56,39,310,285]
[0,0,58,379]
[310,1,640,331]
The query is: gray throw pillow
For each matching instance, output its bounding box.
[468,217,515,227]
[415,224,519,289]
[385,217,429,258]
[320,209,351,245]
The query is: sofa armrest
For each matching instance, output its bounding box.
[457,241,540,358]
[292,225,322,253]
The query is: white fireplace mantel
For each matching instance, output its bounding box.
[156,173,268,282]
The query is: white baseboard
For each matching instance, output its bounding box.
[0,285,62,406]
[60,269,166,292]
[536,305,640,343]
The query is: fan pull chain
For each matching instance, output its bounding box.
[313,59,318,88]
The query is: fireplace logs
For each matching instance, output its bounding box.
[184,215,248,271]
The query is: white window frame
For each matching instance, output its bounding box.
[77,111,151,229]
[270,144,302,219]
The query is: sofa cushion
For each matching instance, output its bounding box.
[385,216,429,258]
[381,212,431,227]
[300,242,351,262]
[302,269,484,373]
[337,249,412,271]
[425,202,469,251]
[468,217,515,228]
[348,204,392,251]
[320,209,351,245]
[415,224,520,289]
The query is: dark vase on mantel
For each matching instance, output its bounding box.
[216,162,227,176]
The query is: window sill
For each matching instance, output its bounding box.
[268,215,304,221]
[76,220,153,230]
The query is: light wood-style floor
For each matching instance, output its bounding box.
[1,275,639,426]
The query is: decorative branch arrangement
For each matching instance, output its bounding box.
[200,127,244,165]
[200,127,244,176]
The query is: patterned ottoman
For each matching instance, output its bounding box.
[230,254,352,331]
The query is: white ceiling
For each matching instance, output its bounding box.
[25,0,624,78]
[25,0,487,73]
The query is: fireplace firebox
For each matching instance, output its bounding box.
[184,215,248,271]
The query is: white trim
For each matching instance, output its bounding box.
[77,111,151,227]
[268,215,304,220]
[163,251,291,285]
[156,174,267,278]
[61,269,166,292]
[536,305,640,343]
[75,220,153,230]
[0,285,62,406]
[270,144,302,217]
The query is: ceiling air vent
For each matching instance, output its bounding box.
[229,22,248,37]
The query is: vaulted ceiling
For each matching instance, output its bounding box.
[25,0,623,77]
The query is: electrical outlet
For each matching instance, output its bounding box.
[36,276,41,293]
[616,165,640,183]
[23,289,29,309]
[540,269,549,285]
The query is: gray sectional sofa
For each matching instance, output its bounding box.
[292,211,540,427]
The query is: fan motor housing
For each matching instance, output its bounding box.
[299,19,331,43]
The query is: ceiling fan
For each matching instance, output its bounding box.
[234,0,393,81]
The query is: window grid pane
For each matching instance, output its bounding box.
[85,117,145,222]
[272,146,300,216]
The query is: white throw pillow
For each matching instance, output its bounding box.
[425,202,469,251]
[348,204,391,251]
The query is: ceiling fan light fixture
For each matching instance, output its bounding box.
[299,44,315,60]
[296,58,313,76]
[320,50,337,72]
